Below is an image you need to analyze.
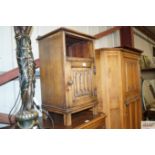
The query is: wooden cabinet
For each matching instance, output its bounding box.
[37,27,98,126]
[96,48,142,128]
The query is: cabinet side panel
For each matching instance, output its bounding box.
[105,52,122,128]
[110,108,121,128]
[96,50,123,128]
[96,52,105,112]
[39,32,65,108]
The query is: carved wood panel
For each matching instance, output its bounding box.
[71,68,93,101]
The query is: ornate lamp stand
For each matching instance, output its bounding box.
[14,26,39,129]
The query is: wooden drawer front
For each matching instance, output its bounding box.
[71,68,94,101]
[71,61,92,68]
[67,57,93,68]
[75,113,106,129]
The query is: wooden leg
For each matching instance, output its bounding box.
[92,106,98,116]
[64,113,72,126]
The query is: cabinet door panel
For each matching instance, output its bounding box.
[66,58,96,108]
[124,57,140,94]
[123,54,141,129]
[71,67,95,105]
[72,68,93,97]
[124,97,141,129]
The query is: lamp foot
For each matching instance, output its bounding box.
[15,110,39,129]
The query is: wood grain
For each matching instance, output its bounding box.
[38,28,98,126]
[96,48,142,128]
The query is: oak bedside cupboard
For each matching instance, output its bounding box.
[96,47,142,129]
[37,27,98,126]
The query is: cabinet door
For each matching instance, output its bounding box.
[66,58,96,108]
[122,53,142,128]
[124,96,141,128]
[71,67,95,102]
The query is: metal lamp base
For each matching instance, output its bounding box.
[16,110,39,129]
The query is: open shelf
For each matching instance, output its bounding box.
[65,34,93,58]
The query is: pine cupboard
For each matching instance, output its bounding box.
[96,48,142,129]
[37,27,98,126]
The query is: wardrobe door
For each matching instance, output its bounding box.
[122,53,142,128]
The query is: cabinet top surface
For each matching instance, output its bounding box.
[96,47,143,55]
[37,27,95,40]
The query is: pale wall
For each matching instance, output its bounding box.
[133,28,155,65]
[133,28,155,81]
